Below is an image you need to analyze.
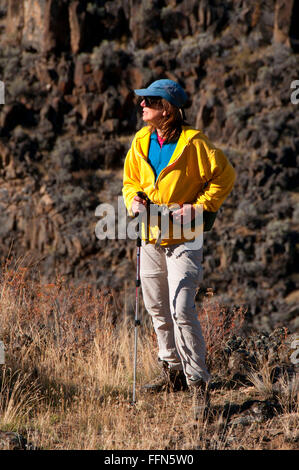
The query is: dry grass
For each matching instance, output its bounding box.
[198,287,245,368]
[0,258,298,450]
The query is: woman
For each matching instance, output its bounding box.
[122,79,236,415]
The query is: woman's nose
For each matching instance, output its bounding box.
[140,99,146,107]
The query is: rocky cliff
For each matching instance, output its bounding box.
[0,0,298,332]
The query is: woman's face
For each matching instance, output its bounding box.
[140,97,166,126]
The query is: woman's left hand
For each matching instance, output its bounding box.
[171,204,196,225]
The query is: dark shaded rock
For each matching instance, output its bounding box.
[273,0,295,48]
[0,103,36,135]
[229,399,280,426]
[129,0,163,49]
[0,431,27,450]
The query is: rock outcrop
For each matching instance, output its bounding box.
[0,0,298,332]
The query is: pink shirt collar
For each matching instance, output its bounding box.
[157,132,165,148]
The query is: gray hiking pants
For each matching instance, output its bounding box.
[140,242,211,384]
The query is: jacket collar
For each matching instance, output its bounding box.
[136,126,201,160]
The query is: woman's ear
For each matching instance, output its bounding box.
[162,110,168,117]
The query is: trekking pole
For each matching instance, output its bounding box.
[131,191,148,405]
[132,218,141,405]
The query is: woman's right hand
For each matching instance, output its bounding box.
[131,195,147,216]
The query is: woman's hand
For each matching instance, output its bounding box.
[171,204,196,224]
[131,195,147,216]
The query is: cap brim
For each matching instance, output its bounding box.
[134,88,163,97]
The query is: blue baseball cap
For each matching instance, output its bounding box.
[134,79,187,108]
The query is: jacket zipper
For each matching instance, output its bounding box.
[154,142,189,189]
[135,139,190,190]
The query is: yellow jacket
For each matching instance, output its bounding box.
[122,125,236,245]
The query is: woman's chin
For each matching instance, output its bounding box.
[143,115,154,125]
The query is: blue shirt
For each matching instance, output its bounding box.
[147,131,178,181]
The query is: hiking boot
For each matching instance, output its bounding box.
[188,376,210,421]
[141,362,187,393]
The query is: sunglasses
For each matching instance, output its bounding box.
[141,96,162,108]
